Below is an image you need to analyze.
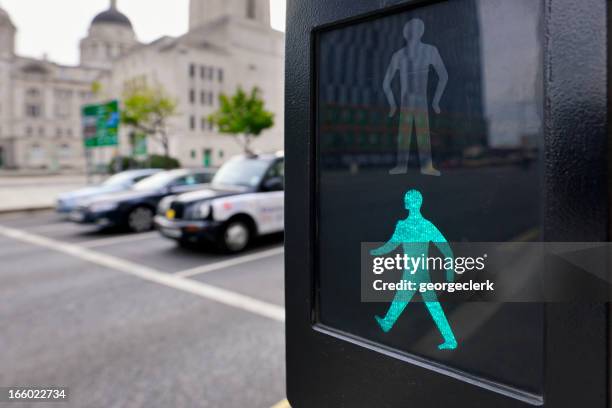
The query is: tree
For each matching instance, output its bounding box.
[121,85,178,157]
[208,87,274,155]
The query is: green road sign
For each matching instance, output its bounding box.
[82,100,120,148]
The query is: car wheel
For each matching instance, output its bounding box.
[221,220,251,253]
[127,206,154,232]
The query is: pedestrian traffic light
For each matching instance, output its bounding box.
[285,0,610,406]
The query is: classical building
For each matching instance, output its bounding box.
[0,0,284,170]
[0,4,107,169]
[95,0,284,168]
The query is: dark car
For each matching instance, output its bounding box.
[69,168,215,232]
[155,153,284,252]
[56,169,161,213]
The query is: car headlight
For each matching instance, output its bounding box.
[88,202,118,213]
[194,202,211,219]
[158,196,175,215]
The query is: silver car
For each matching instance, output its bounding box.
[56,169,161,213]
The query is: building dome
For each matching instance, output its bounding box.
[91,8,133,28]
[91,0,133,29]
[80,0,138,69]
[0,6,15,28]
[0,4,16,56]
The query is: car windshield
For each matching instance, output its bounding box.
[133,171,179,191]
[212,157,270,188]
[103,172,142,187]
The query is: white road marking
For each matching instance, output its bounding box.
[175,246,285,278]
[0,225,285,323]
[25,222,85,233]
[0,210,53,221]
[80,231,158,248]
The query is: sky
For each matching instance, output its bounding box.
[0,0,286,66]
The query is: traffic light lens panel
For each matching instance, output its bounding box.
[315,0,545,395]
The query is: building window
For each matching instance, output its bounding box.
[54,89,72,118]
[26,104,42,118]
[200,66,206,79]
[55,104,71,118]
[29,144,44,160]
[201,117,208,130]
[56,128,63,137]
[58,144,71,159]
[200,91,206,105]
[189,64,196,78]
[55,89,73,99]
[38,127,45,136]
[190,149,196,159]
[189,115,196,130]
[218,68,224,83]
[247,0,256,19]
[189,89,196,104]
[208,92,214,105]
[25,127,33,137]
[26,88,41,97]
[208,121,214,131]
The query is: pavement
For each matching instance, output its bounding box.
[0,210,287,408]
[0,175,97,213]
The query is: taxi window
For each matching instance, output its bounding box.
[265,160,284,180]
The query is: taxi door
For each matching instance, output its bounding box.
[255,159,285,234]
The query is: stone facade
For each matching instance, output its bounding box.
[0,0,284,170]
[0,56,99,169]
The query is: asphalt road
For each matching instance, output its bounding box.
[0,210,286,408]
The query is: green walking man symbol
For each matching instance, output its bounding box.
[370,189,457,350]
